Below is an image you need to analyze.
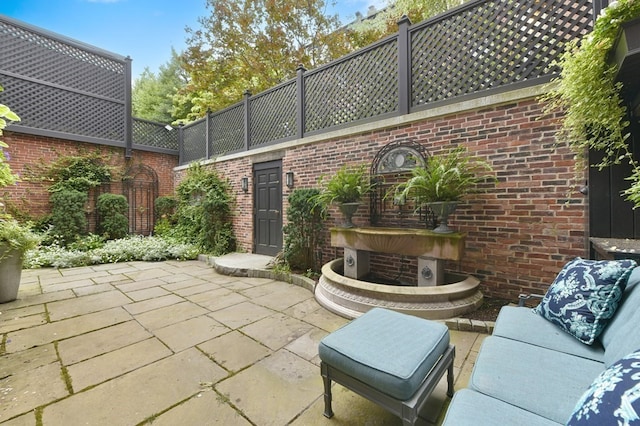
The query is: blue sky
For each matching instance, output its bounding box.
[0,0,383,81]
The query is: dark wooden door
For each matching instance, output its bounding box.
[589,118,640,240]
[254,161,283,256]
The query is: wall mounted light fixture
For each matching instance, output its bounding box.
[285,171,294,189]
[241,176,249,193]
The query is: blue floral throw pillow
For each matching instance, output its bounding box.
[567,349,640,425]
[534,257,636,345]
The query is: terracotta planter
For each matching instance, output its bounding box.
[0,244,25,303]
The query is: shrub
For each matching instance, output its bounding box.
[154,195,177,236]
[283,188,325,272]
[97,193,129,240]
[23,235,199,268]
[49,189,88,244]
[171,164,236,255]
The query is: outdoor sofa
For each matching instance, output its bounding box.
[442,257,640,425]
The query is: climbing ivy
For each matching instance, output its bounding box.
[541,0,640,204]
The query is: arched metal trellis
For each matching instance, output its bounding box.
[123,164,158,235]
[369,139,436,228]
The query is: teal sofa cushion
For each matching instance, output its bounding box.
[568,349,640,425]
[469,336,604,424]
[600,266,640,349]
[534,258,636,345]
[318,307,449,401]
[442,389,562,426]
[493,306,604,361]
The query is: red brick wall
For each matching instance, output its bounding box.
[191,96,588,300]
[2,131,178,218]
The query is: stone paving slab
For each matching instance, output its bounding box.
[47,290,131,321]
[153,315,229,352]
[216,349,321,426]
[149,390,253,425]
[0,362,68,422]
[0,258,487,425]
[198,330,272,373]
[132,300,209,331]
[0,306,46,334]
[241,312,314,351]
[5,307,131,353]
[66,337,172,392]
[207,300,274,329]
[57,320,152,365]
[42,348,228,426]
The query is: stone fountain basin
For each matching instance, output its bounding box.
[331,227,464,260]
[315,259,483,320]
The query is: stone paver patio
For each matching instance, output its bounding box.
[0,259,486,425]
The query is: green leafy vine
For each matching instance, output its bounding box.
[541,0,640,204]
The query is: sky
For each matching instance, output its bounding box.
[0,0,385,81]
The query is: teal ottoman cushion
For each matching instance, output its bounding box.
[318,308,449,401]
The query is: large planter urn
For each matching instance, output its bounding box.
[427,201,459,234]
[338,202,361,228]
[0,244,25,303]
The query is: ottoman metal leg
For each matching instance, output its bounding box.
[321,362,334,418]
[447,346,455,397]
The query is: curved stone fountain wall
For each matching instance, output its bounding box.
[315,259,483,319]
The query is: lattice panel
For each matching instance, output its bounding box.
[132,119,178,151]
[305,39,398,133]
[210,104,245,156]
[0,19,125,100]
[249,81,296,147]
[0,74,124,140]
[411,0,592,106]
[182,120,207,163]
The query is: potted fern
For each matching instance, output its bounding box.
[392,146,494,233]
[313,163,373,228]
[0,87,39,303]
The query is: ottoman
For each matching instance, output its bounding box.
[318,308,455,425]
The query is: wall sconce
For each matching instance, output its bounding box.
[241,176,249,193]
[285,171,294,189]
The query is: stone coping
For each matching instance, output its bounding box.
[201,253,494,334]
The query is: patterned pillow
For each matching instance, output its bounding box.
[534,257,636,345]
[567,349,640,425]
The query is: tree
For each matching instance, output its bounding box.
[348,0,467,48]
[180,0,352,119]
[132,48,190,123]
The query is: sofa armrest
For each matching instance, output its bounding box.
[517,293,544,307]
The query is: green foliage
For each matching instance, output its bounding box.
[45,154,112,193]
[0,218,39,254]
[349,0,465,48]
[313,163,373,207]
[155,195,177,220]
[49,189,88,244]
[170,164,236,255]
[132,49,190,123]
[180,0,351,118]
[24,235,199,269]
[153,195,178,236]
[283,189,325,271]
[541,0,640,205]
[0,85,20,188]
[96,193,129,240]
[393,146,495,204]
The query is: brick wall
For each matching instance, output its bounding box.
[2,131,178,220]
[190,95,588,300]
